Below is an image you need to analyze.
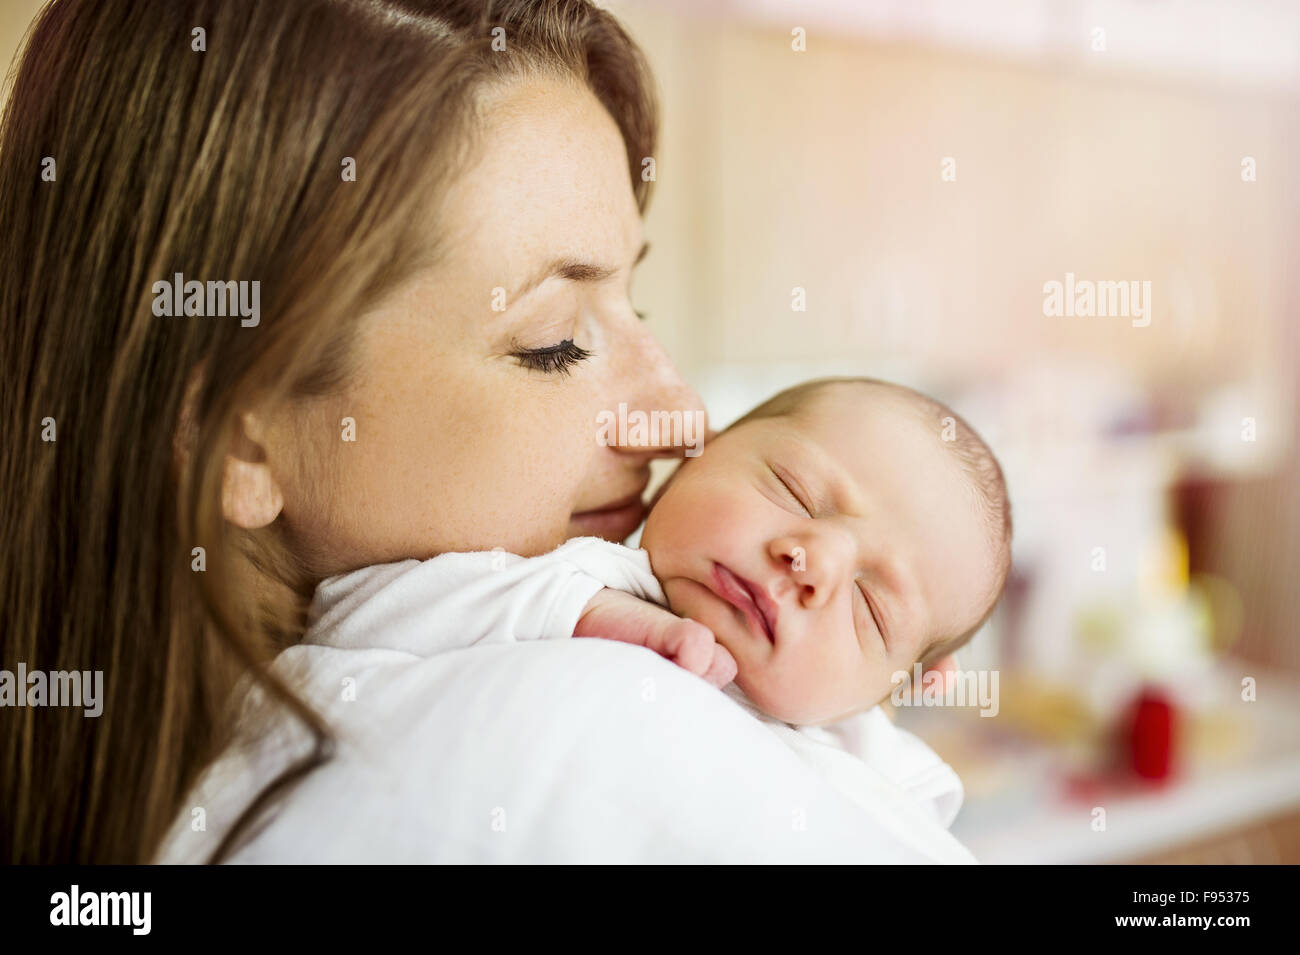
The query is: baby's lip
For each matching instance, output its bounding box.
[745,576,781,641]
[712,563,778,644]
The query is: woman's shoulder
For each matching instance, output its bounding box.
[162,639,971,863]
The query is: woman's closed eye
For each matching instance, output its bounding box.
[510,338,592,375]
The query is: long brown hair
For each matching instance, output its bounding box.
[0,0,656,864]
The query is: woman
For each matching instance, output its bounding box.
[1,0,973,863]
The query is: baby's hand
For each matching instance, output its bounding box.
[575,588,738,688]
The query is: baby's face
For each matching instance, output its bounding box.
[640,386,1000,726]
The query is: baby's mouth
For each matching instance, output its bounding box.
[712,563,776,644]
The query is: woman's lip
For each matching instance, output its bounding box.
[712,563,776,644]
[570,494,646,540]
[574,491,643,516]
[572,479,650,518]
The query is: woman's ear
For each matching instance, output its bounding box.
[221,412,284,529]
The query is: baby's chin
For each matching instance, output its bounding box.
[735,661,893,726]
[659,580,865,724]
[733,669,833,726]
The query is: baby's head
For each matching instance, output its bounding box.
[641,377,1011,726]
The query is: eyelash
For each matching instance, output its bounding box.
[770,462,886,645]
[769,464,812,517]
[511,339,592,375]
[858,583,882,631]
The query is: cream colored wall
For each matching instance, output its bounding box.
[4,2,1296,666]
[1,1,46,105]
[615,5,1300,673]
[617,6,1295,398]
[8,1,1286,397]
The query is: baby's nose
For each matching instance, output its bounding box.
[771,533,856,608]
[769,536,806,573]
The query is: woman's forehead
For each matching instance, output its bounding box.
[438,76,641,271]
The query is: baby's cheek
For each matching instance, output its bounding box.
[734,666,790,718]
[657,577,691,621]
[731,648,811,718]
[860,659,904,711]
[647,483,732,562]
[685,491,752,552]
[786,642,886,723]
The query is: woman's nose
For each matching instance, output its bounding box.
[769,532,854,610]
[609,322,707,459]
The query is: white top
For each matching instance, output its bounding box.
[155,537,975,863]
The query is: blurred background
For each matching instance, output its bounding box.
[4,0,1296,863]
[610,0,1300,863]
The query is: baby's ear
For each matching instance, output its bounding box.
[922,653,960,677]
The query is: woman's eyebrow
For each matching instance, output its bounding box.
[508,241,649,305]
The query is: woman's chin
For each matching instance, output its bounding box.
[568,500,645,542]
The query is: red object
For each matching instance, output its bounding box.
[1127,686,1177,780]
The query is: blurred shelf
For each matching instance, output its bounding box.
[1121,805,1300,864]
[900,665,1300,864]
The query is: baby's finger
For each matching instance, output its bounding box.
[701,643,738,688]
[658,619,716,677]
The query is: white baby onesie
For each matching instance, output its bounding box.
[305,535,965,831]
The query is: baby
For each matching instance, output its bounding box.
[576,376,1012,727]
[298,375,1012,838]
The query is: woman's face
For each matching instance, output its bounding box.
[269,76,703,573]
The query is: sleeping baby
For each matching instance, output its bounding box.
[580,375,1013,726]
[304,376,1011,834]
